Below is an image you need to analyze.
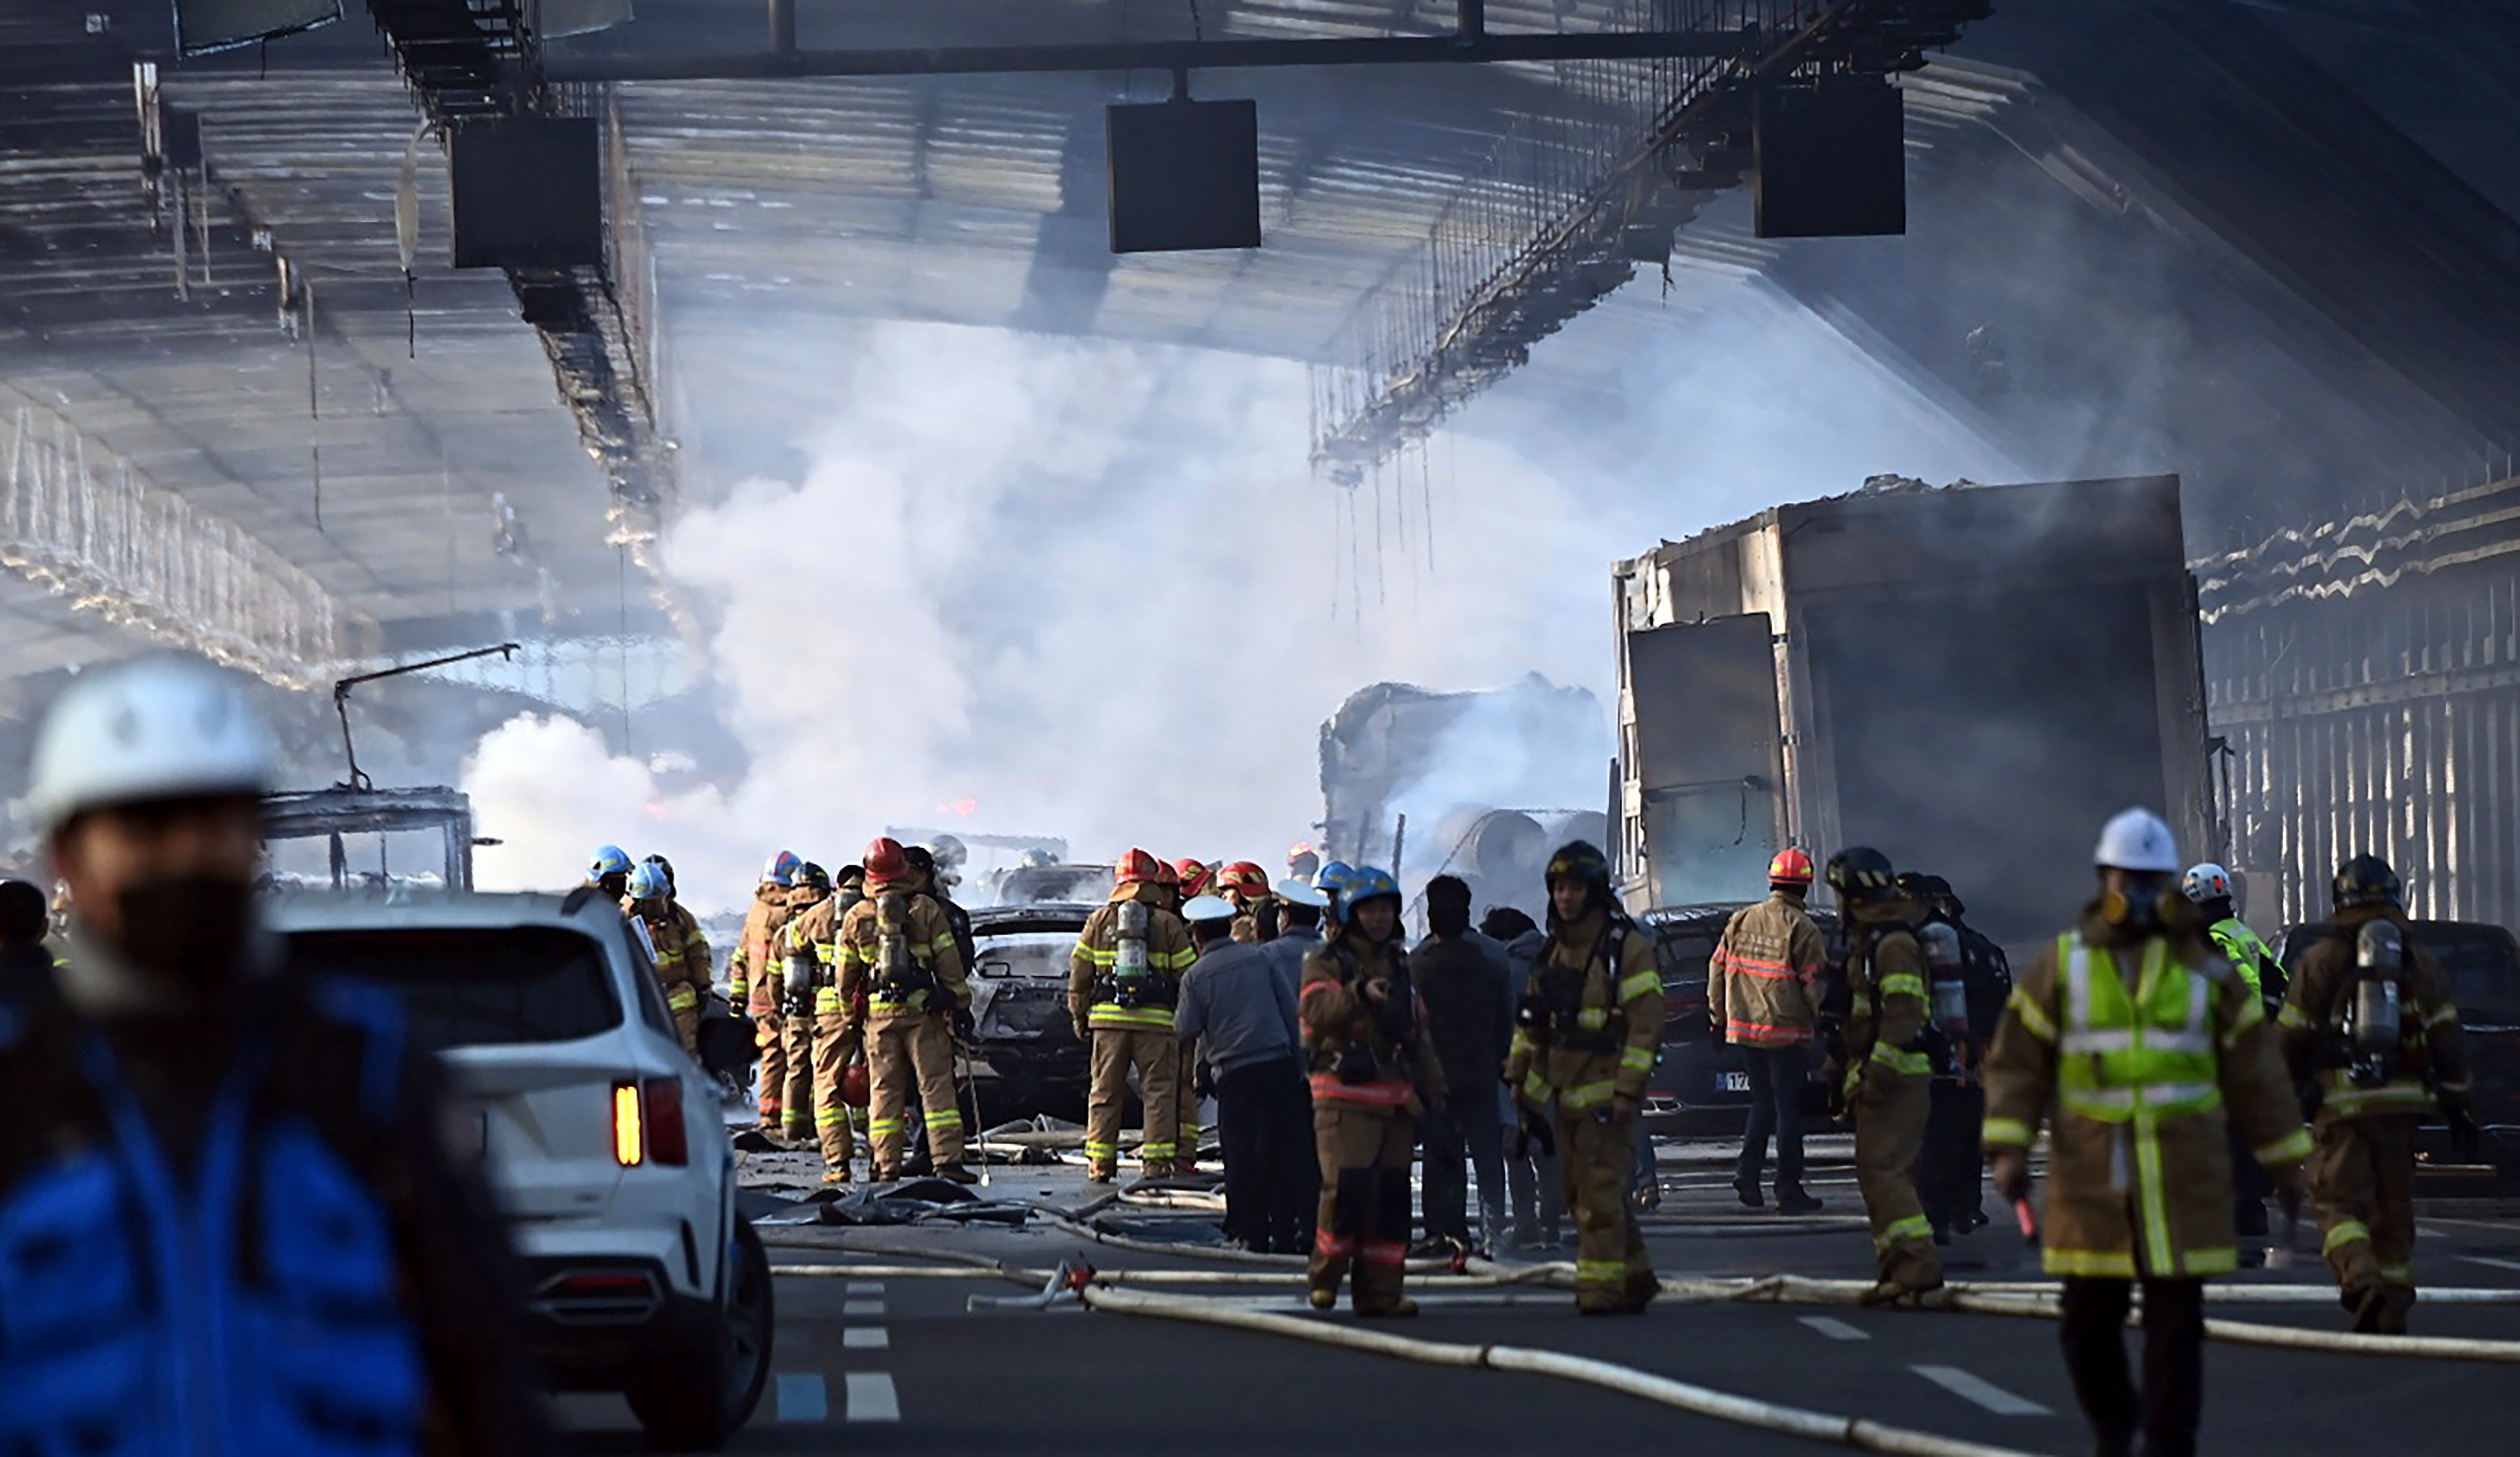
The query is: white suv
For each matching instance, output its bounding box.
[270,886,773,1450]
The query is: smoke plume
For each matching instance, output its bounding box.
[466,280,2017,912]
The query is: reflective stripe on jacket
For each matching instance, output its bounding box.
[1710,892,1823,1046]
[1983,911,2311,1280]
[1502,909,1663,1114]
[1066,885,1196,1033]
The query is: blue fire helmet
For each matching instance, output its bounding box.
[1314,859,1357,898]
[1333,866,1401,927]
[626,861,671,901]
[762,850,800,888]
[588,845,634,881]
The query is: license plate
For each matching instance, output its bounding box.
[1720,1071,1751,1094]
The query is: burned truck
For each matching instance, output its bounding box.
[1613,474,2218,948]
[1318,675,1611,919]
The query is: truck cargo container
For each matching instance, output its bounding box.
[1612,474,2218,947]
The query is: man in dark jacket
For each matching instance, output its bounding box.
[2,656,546,1457]
[1483,905,1563,1249]
[1415,875,1515,1252]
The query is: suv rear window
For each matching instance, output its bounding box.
[288,926,622,1051]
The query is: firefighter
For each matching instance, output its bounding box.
[785,864,869,1183]
[1174,858,1217,903]
[1504,841,1663,1314]
[624,860,709,1053]
[1069,850,1198,1181]
[1710,848,1826,1215]
[1902,871,2008,1243]
[774,862,834,1146]
[2182,861,2285,1241]
[1302,865,1444,1316]
[586,844,634,900]
[728,851,802,1128]
[838,839,977,1183]
[2278,854,2471,1334]
[1217,860,1276,943]
[1825,846,1940,1303]
[1985,808,2308,1457]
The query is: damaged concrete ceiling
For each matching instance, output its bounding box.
[6,0,2520,702]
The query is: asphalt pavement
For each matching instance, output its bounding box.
[556,1135,2520,1455]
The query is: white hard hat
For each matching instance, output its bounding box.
[1182,894,1238,924]
[1272,877,1331,909]
[2094,807,2180,874]
[2182,862,2232,905]
[26,656,275,832]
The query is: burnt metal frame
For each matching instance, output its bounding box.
[537,25,1761,85]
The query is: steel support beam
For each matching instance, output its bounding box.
[540,30,1762,84]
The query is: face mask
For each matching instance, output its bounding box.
[112,874,254,991]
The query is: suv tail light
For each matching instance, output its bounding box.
[613,1076,689,1167]
[643,1075,688,1166]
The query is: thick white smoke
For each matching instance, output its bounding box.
[466,280,2015,912]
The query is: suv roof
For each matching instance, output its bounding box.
[265,885,623,932]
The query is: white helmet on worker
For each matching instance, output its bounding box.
[26,656,274,834]
[2093,807,2180,874]
[2182,862,2232,905]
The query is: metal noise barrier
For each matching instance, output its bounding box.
[1076,1283,2043,1457]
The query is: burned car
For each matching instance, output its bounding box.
[965,902,1094,1120]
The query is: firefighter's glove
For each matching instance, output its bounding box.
[1193,1060,1218,1100]
[1821,1058,1849,1120]
[1072,1016,1091,1042]
[1609,1092,1642,1127]
[1990,1148,2032,1205]
[950,1005,976,1042]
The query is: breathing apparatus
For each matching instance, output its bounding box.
[2341,919,2409,1087]
[1921,920,1970,1053]
[1109,898,1155,1007]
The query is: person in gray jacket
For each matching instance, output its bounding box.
[1178,895,1315,1252]
[1483,905,1564,1250]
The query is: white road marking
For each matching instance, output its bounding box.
[1912,1365,2051,1416]
[774,1372,828,1424]
[2464,1255,2520,1273]
[846,1280,887,1293]
[1798,1315,1869,1341]
[846,1371,901,1423]
[842,1298,887,1317]
[843,1326,890,1349]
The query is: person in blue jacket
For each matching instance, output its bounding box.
[0,654,545,1457]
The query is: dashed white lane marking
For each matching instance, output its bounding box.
[1912,1366,2051,1416]
[774,1372,828,1424]
[842,1298,888,1317]
[1798,1315,1869,1341]
[843,1326,890,1350]
[845,1372,901,1423]
[846,1280,887,1293]
[2464,1255,2520,1273]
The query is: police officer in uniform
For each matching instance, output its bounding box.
[1069,850,1198,1181]
[1823,848,1940,1302]
[1504,842,1664,1314]
[2279,854,2471,1334]
[1984,808,2307,1457]
[1301,866,1443,1316]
